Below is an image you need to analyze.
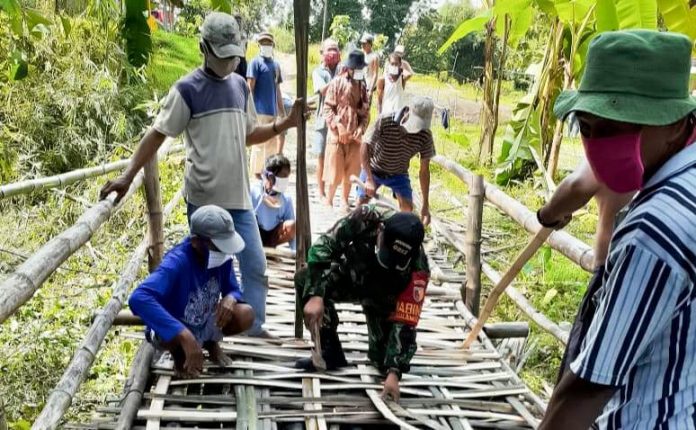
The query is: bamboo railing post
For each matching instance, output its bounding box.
[143,157,164,270]
[464,175,484,316]
[0,397,7,430]
[293,0,311,339]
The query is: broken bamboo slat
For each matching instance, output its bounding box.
[0,140,175,324]
[0,144,183,199]
[432,155,594,271]
[32,189,183,430]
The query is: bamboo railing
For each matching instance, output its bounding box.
[32,188,183,430]
[432,155,595,272]
[0,144,183,200]
[0,140,176,324]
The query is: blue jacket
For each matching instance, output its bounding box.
[129,237,243,342]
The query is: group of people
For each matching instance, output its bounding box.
[98,9,696,428]
[99,11,432,399]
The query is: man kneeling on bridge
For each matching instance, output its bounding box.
[129,205,255,378]
[295,204,430,401]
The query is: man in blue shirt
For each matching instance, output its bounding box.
[248,32,285,177]
[539,31,696,429]
[129,205,254,378]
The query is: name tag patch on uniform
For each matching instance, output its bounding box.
[390,271,429,326]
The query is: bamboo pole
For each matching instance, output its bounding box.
[463,228,552,349]
[143,157,164,270]
[464,175,484,316]
[0,140,175,325]
[430,216,567,344]
[31,190,183,430]
[0,144,183,200]
[432,155,594,272]
[293,0,311,339]
[115,342,155,430]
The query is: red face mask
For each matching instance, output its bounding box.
[583,133,644,193]
[323,51,340,68]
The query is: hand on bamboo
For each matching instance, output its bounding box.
[303,296,324,329]
[99,174,132,204]
[215,295,237,329]
[284,98,310,129]
[381,372,400,402]
[176,328,204,378]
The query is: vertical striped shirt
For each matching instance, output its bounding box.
[571,141,696,429]
[365,113,435,176]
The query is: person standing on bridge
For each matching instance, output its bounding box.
[295,204,430,401]
[129,205,255,378]
[322,50,369,211]
[311,38,341,200]
[358,96,434,226]
[376,53,412,115]
[248,32,286,177]
[360,33,380,104]
[99,12,306,338]
[539,30,696,429]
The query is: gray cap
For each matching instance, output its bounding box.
[402,96,434,134]
[190,205,245,255]
[200,12,245,58]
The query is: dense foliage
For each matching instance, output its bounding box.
[0,12,150,181]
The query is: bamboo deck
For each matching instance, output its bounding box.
[68,184,545,430]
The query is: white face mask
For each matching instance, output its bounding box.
[273,176,290,193]
[208,250,232,269]
[387,65,400,76]
[352,69,365,81]
[260,45,274,58]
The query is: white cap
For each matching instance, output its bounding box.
[402,96,434,134]
[190,205,245,255]
[394,45,405,55]
[200,12,245,58]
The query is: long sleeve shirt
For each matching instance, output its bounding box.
[322,72,369,144]
[129,237,243,343]
[303,204,430,376]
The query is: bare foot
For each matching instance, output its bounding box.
[204,341,234,367]
[324,197,333,207]
[340,201,351,213]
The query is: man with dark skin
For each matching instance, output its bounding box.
[130,205,255,378]
[539,30,696,429]
[100,12,308,338]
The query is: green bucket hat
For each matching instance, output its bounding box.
[554,30,696,126]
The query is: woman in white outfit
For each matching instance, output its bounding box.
[377,53,413,115]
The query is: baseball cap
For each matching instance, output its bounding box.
[377,212,425,271]
[394,45,405,55]
[257,32,274,44]
[321,38,339,52]
[360,33,374,44]
[402,96,434,134]
[190,205,245,255]
[200,12,245,59]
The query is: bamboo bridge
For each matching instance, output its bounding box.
[0,128,599,428]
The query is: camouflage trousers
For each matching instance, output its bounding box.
[295,267,411,373]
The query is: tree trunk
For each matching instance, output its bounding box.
[477,19,496,164]
[489,16,511,162]
[547,27,575,179]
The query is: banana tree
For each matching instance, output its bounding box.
[439,0,534,165]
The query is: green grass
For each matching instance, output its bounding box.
[146,31,202,96]
[409,74,525,107]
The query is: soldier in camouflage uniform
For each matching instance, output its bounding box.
[295,204,430,401]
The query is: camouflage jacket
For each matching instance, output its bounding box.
[304,204,430,375]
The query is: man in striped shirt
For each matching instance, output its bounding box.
[540,31,696,429]
[358,96,435,225]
